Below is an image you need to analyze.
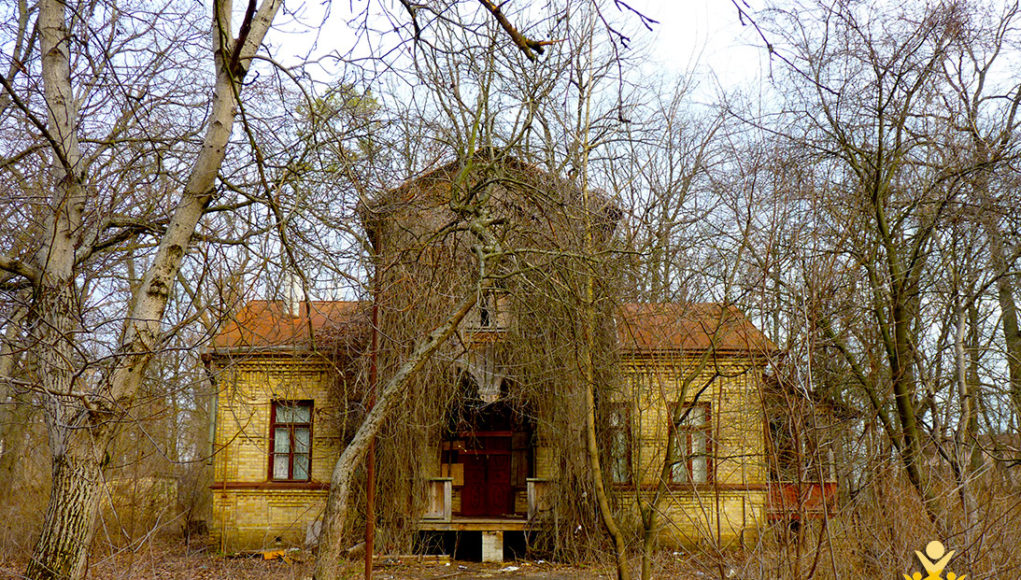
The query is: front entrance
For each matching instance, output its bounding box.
[442,372,532,519]
[460,432,513,516]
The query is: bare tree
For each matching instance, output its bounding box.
[0,0,284,575]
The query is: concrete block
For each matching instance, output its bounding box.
[481,531,503,563]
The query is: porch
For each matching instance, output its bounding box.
[419,476,550,526]
[417,477,550,562]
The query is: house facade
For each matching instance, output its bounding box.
[206,300,777,555]
[206,153,780,558]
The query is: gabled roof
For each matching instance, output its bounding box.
[617,303,777,355]
[210,300,776,356]
[359,149,620,252]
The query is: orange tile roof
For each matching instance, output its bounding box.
[212,300,776,356]
[211,300,369,352]
[617,303,777,355]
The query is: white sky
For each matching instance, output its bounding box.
[266,0,768,96]
[626,0,766,92]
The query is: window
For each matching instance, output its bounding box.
[479,297,493,328]
[607,403,632,484]
[469,291,507,330]
[670,403,711,484]
[270,401,313,481]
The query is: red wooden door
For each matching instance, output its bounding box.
[461,455,487,516]
[484,454,512,515]
[460,434,513,516]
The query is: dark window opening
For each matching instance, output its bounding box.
[479,302,491,327]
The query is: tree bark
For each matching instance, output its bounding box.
[313,292,479,580]
[25,431,107,580]
[983,211,1021,420]
[23,0,281,577]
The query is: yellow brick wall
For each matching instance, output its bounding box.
[211,488,330,552]
[209,351,766,550]
[210,354,340,551]
[616,354,767,546]
[613,489,766,548]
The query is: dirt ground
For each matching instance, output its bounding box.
[0,537,638,580]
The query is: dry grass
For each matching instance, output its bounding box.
[0,536,630,580]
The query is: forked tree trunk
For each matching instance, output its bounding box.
[23,0,281,577]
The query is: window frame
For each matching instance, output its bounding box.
[668,401,712,484]
[269,400,314,482]
[468,290,508,331]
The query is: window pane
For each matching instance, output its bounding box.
[295,427,310,453]
[610,431,628,483]
[682,406,704,427]
[293,454,310,480]
[692,431,706,455]
[692,456,707,483]
[671,456,688,482]
[276,404,294,423]
[670,438,688,482]
[274,428,290,453]
[292,405,311,423]
[273,454,289,479]
[609,408,623,427]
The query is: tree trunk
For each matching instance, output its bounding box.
[583,378,631,580]
[313,292,479,580]
[952,296,978,547]
[25,432,107,580]
[984,212,1021,420]
[24,0,282,577]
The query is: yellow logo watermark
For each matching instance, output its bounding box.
[903,540,965,580]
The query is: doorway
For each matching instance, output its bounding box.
[444,372,532,518]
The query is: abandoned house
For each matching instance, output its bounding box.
[205,153,824,560]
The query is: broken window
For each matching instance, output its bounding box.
[468,290,508,330]
[270,400,313,481]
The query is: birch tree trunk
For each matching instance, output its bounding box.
[22,0,281,577]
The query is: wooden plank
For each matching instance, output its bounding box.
[416,517,529,532]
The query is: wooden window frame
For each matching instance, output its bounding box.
[606,402,633,484]
[668,401,712,484]
[269,400,314,482]
[469,290,508,331]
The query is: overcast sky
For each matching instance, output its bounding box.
[266,0,769,97]
[627,0,766,91]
